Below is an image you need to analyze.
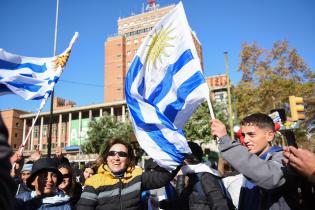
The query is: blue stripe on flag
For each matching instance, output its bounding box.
[164,71,205,122]
[0,59,47,73]
[147,49,193,104]
[19,73,34,78]
[125,56,184,164]
[0,84,12,93]
[7,81,42,92]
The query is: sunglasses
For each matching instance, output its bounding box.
[108,151,128,158]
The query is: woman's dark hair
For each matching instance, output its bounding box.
[57,163,75,194]
[58,163,82,206]
[98,138,135,168]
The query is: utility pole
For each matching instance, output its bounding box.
[224,52,234,140]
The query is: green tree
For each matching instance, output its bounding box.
[234,40,314,144]
[81,112,133,154]
[235,40,314,118]
[184,100,229,143]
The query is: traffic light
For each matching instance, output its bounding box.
[289,96,305,121]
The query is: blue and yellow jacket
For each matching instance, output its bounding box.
[77,164,177,210]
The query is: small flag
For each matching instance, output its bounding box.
[125,3,210,171]
[0,32,78,108]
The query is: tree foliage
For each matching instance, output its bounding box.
[184,100,229,143]
[81,112,133,154]
[234,40,314,144]
[235,40,314,119]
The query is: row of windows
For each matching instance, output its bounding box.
[124,27,153,37]
[33,124,66,138]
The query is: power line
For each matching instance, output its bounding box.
[59,79,104,88]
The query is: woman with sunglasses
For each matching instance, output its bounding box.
[77,138,180,210]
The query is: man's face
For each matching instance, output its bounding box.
[32,171,58,195]
[106,143,130,174]
[241,124,274,156]
[21,170,31,183]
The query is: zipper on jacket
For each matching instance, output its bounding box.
[119,178,123,210]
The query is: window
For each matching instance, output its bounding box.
[14,144,17,148]
[134,39,138,44]
[116,54,121,58]
[126,40,131,45]
[16,122,19,127]
[127,50,131,55]
[61,124,66,135]
[43,125,47,137]
[52,125,57,137]
[34,126,39,138]
[14,133,18,138]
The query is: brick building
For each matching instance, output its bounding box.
[104,1,203,102]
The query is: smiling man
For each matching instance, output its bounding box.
[16,158,71,210]
[211,113,300,210]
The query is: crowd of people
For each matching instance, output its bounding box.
[1,112,315,210]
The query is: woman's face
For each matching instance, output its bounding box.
[106,143,130,174]
[58,167,71,192]
[83,168,95,180]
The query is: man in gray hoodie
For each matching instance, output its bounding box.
[211,113,300,210]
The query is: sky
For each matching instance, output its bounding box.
[0,0,314,112]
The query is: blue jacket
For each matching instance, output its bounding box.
[16,191,71,210]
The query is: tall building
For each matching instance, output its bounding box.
[104,0,203,102]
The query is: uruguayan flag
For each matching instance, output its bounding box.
[0,32,78,108]
[125,3,210,171]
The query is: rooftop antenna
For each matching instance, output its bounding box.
[146,0,159,11]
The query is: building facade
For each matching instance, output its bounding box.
[206,74,228,104]
[104,1,203,102]
[1,109,29,149]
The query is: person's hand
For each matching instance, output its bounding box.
[283,146,315,183]
[10,151,22,164]
[55,146,62,158]
[30,150,41,161]
[211,119,228,138]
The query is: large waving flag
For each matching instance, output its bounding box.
[0,32,78,109]
[125,3,210,171]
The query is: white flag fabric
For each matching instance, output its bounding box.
[0,32,78,108]
[125,3,210,171]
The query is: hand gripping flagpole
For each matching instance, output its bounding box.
[13,32,78,165]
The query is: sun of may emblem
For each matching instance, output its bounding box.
[146,25,175,69]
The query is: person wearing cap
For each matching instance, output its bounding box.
[16,162,33,195]
[77,138,180,210]
[16,157,72,210]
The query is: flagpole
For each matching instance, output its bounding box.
[13,94,50,170]
[47,0,60,158]
[224,52,234,140]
